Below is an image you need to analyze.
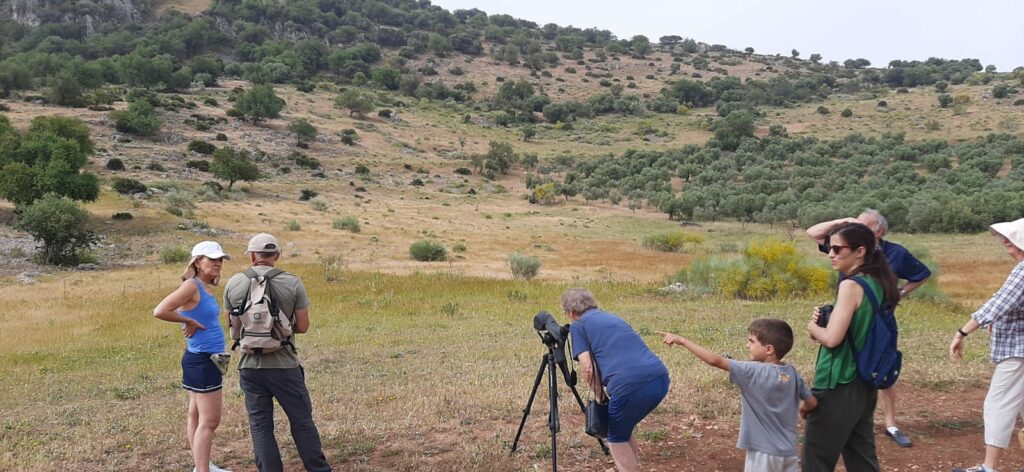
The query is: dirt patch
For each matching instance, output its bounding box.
[260,383,1019,472]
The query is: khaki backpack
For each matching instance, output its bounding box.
[229,268,294,354]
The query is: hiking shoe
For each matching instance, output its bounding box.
[885,428,912,447]
[951,466,986,472]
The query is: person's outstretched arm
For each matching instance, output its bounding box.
[658,332,729,371]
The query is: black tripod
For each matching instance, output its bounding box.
[511,332,609,471]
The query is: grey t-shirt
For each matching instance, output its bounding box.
[728,360,812,457]
[224,266,310,369]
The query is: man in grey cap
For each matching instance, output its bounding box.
[223,233,332,471]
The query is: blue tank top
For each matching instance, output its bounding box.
[179,278,225,353]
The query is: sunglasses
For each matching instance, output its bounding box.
[828,245,851,254]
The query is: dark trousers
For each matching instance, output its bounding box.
[803,380,880,472]
[239,367,332,472]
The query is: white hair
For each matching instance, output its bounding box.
[861,208,889,235]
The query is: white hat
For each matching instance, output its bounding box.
[245,233,280,254]
[191,241,231,260]
[991,218,1024,251]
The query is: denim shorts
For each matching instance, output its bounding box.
[181,350,223,393]
[607,374,670,443]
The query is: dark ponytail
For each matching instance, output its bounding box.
[830,222,900,308]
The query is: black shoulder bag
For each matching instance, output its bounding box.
[577,320,609,438]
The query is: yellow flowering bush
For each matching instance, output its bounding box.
[674,239,829,300]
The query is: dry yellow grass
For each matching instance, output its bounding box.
[0,221,1010,470]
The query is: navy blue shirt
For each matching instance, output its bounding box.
[819,238,931,282]
[570,308,669,397]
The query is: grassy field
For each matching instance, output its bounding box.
[0,224,1012,471]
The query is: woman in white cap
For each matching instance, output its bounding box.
[950,218,1024,472]
[154,241,232,472]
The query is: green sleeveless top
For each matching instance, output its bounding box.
[812,276,880,390]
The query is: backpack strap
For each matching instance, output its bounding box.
[844,276,881,355]
[252,268,298,354]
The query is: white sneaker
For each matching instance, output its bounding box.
[192,463,232,472]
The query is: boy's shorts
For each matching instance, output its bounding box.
[745,450,797,472]
[607,375,669,443]
[181,350,223,393]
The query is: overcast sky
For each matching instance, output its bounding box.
[432,0,1024,71]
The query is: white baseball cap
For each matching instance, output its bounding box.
[991,218,1024,251]
[191,241,231,260]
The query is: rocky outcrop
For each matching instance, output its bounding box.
[6,0,142,34]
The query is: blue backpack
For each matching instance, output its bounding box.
[845,277,902,389]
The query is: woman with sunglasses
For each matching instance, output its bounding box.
[154,241,232,472]
[803,223,899,471]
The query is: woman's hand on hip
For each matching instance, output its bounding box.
[183,319,206,338]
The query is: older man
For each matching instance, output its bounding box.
[224,233,332,471]
[807,209,931,448]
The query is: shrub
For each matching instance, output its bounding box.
[455,167,472,175]
[452,243,467,253]
[111,177,147,195]
[299,189,319,201]
[332,216,361,233]
[111,212,133,220]
[159,246,189,264]
[16,194,96,266]
[110,100,161,136]
[186,160,211,172]
[214,133,228,141]
[642,231,704,252]
[508,253,541,280]
[877,100,888,107]
[311,199,328,211]
[165,206,184,217]
[285,220,302,231]
[409,240,447,261]
[675,239,830,300]
[105,158,125,171]
[816,106,830,115]
[290,152,320,169]
[840,108,853,118]
[188,139,216,154]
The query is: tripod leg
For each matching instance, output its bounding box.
[560,362,611,456]
[511,354,549,453]
[548,351,559,472]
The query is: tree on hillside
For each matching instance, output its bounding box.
[631,35,651,57]
[287,118,318,146]
[791,49,800,58]
[16,193,96,266]
[711,110,755,151]
[230,85,285,123]
[809,53,822,63]
[371,67,402,90]
[211,147,260,189]
[659,35,682,45]
[484,141,516,176]
[0,115,99,206]
[335,89,375,117]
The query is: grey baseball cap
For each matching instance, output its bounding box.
[245,233,280,254]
